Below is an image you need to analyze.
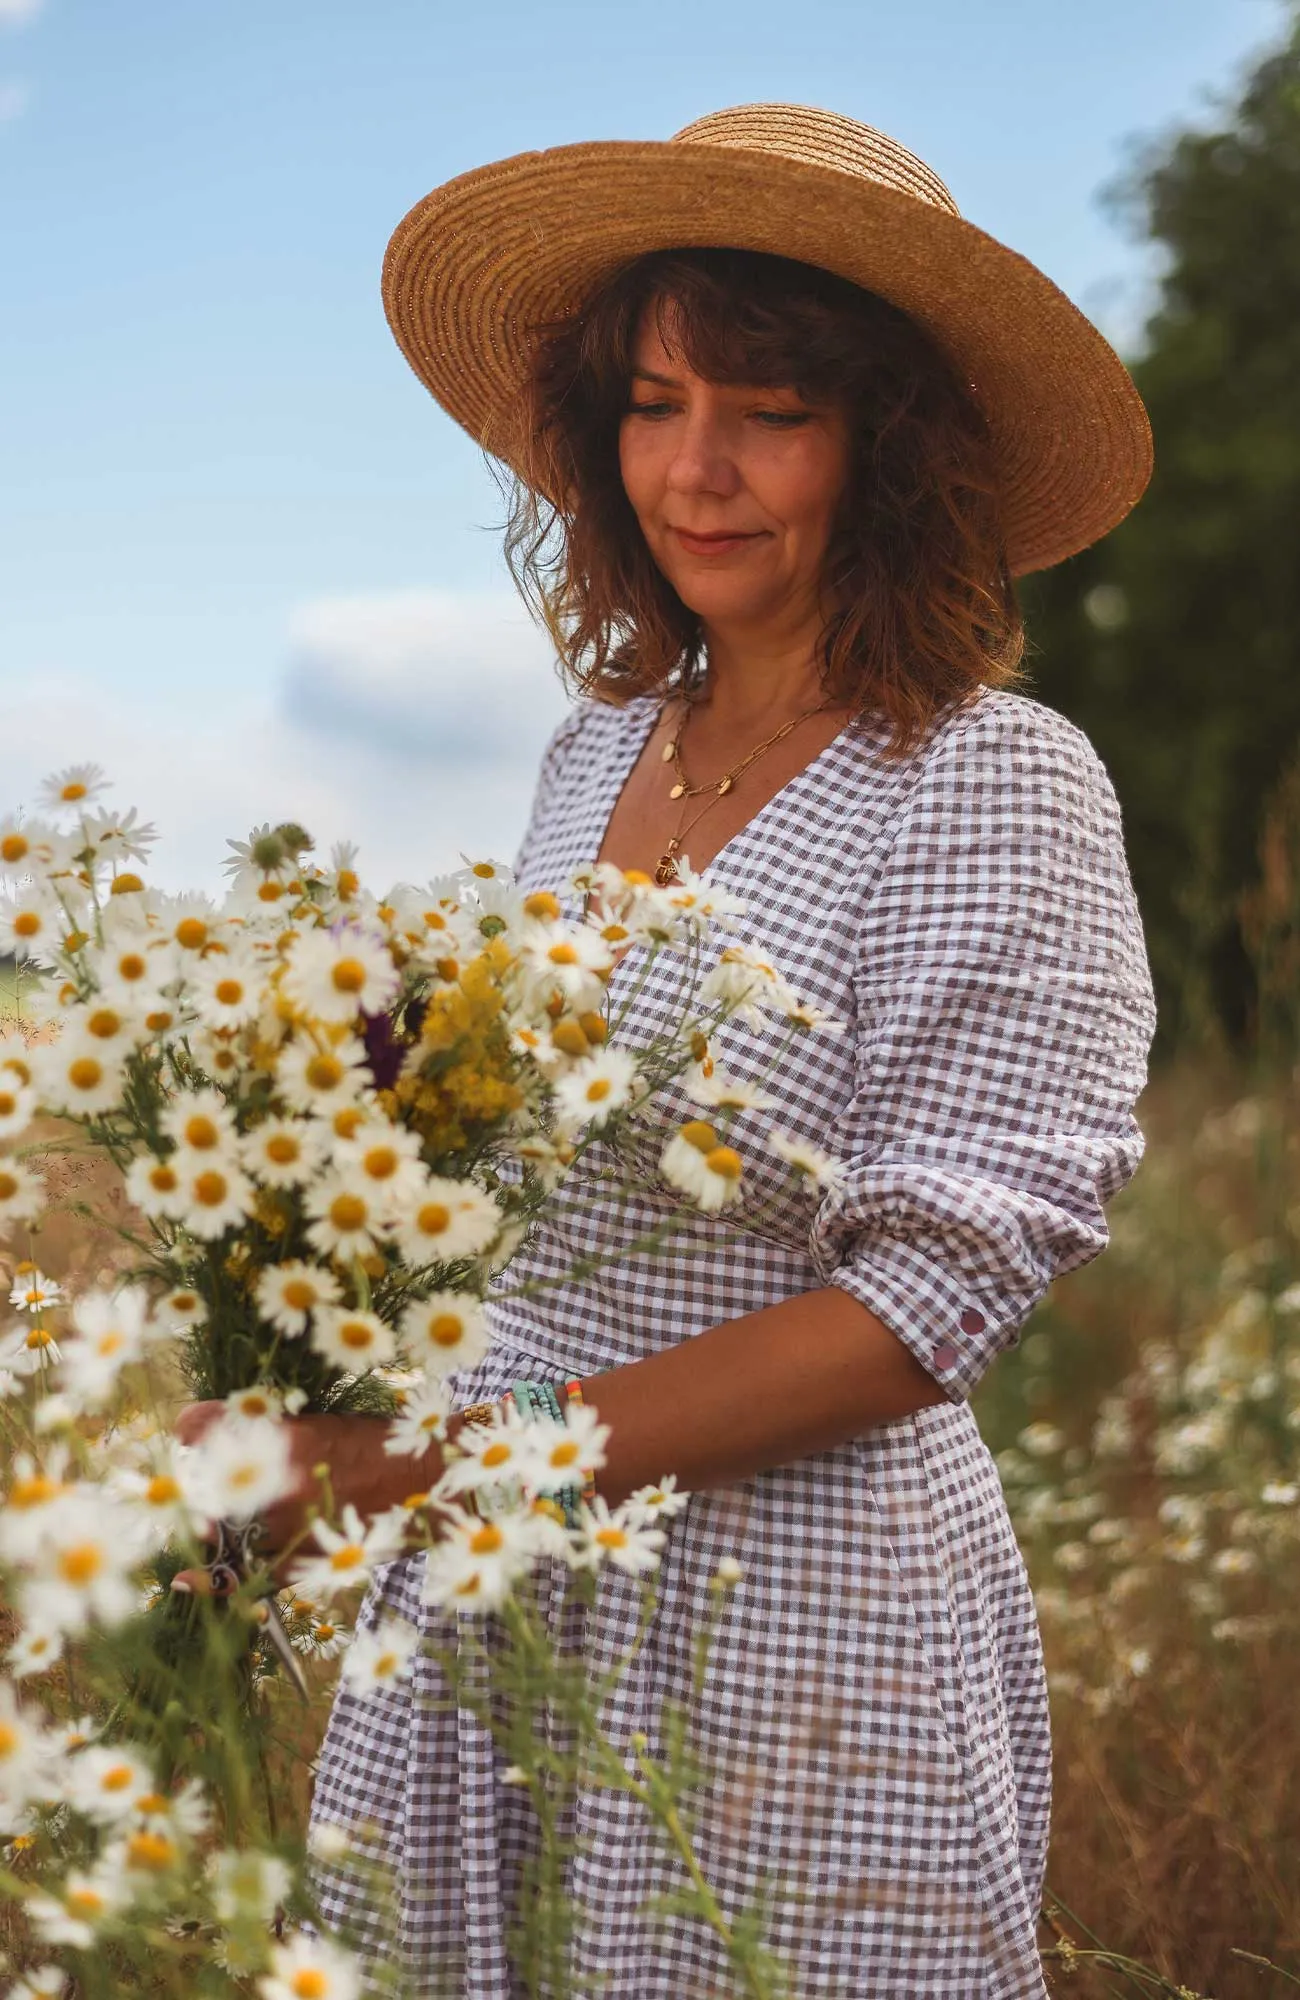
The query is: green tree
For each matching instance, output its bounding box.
[1022,8,1300,1052]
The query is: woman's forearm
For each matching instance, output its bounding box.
[581,1288,950,1508]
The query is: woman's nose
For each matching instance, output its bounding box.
[664,412,741,498]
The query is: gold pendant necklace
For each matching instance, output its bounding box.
[653,691,835,887]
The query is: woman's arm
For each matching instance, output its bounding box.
[581,1288,946,1507]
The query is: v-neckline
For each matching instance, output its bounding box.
[590,698,860,886]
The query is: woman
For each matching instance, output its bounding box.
[306,106,1157,1996]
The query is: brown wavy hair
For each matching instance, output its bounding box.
[503,247,1025,756]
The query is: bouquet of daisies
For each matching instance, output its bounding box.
[0,767,836,1999]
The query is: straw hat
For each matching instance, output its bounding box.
[382,103,1152,576]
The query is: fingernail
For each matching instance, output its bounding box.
[170,1578,193,1596]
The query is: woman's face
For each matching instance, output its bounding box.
[617,303,851,639]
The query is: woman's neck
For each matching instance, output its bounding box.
[693,618,834,734]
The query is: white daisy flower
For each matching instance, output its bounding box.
[253,1259,341,1338]
[298,1613,351,1660]
[625,1474,692,1524]
[521,921,613,1012]
[180,1416,295,1525]
[58,1287,155,1410]
[110,1445,201,1539]
[660,1120,744,1212]
[18,1491,144,1634]
[4,1961,67,2000]
[28,1865,127,1950]
[0,1033,34,1087]
[382,1377,453,1458]
[82,803,158,865]
[699,944,798,1027]
[422,1506,539,1614]
[123,1151,188,1222]
[241,1115,324,1188]
[766,1128,847,1189]
[6,1621,65,1679]
[397,1293,489,1379]
[0,1319,61,1378]
[0,1072,36,1140]
[190,946,264,1030]
[259,1933,362,2000]
[309,1305,396,1373]
[0,1449,72,1563]
[157,1282,208,1329]
[304,1171,386,1262]
[435,1406,533,1498]
[0,1680,56,1809]
[570,1496,666,1577]
[389,1177,502,1266]
[173,1154,255,1240]
[160,1086,237,1157]
[0,887,63,961]
[9,1269,62,1314]
[276,1033,371,1114]
[288,1503,406,1602]
[29,1035,125,1116]
[657,864,746,932]
[208,1847,293,1926]
[222,1384,287,1424]
[339,1614,420,1697]
[685,1071,776,1113]
[77,997,144,1059]
[38,764,108,811]
[0,1158,45,1227]
[65,1743,157,1825]
[0,814,68,875]
[522,1403,611,1495]
[551,1047,640,1133]
[280,925,399,1026]
[337,1121,426,1209]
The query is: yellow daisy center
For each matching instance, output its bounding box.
[329,1194,367,1233]
[415,1202,450,1237]
[481,1443,511,1470]
[337,1319,375,1351]
[145,1475,181,1505]
[85,1007,123,1039]
[361,1146,398,1179]
[9,1473,61,1507]
[595,1526,628,1550]
[67,1056,104,1092]
[24,1326,54,1351]
[60,1543,105,1584]
[266,1134,300,1164]
[470,1523,505,1555]
[13,911,41,938]
[305,1053,344,1090]
[214,977,244,1004]
[117,951,148,981]
[282,1278,316,1311]
[0,1170,20,1200]
[174,917,208,950]
[183,1113,221,1149]
[427,1314,464,1348]
[705,1146,743,1182]
[524,891,561,920]
[291,1972,330,2000]
[149,1163,179,1193]
[193,1170,230,1207]
[585,1078,612,1102]
[681,1120,717,1154]
[1,832,29,862]
[331,957,367,994]
[0,1724,18,1758]
[547,942,579,966]
[329,1544,365,1571]
[110,872,145,895]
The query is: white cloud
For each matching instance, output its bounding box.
[0,77,30,120]
[14,592,576,895]
[283,589,569,766]
[0,0,44,24]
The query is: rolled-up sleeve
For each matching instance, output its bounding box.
[808,696,1157,1403]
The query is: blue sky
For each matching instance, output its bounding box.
[1,0,1284,887]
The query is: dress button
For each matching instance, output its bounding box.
[932,1341,958,1371]
[959,1308,986,1337]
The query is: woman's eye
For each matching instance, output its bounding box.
[752,409,810,428]
[626,401,675,420]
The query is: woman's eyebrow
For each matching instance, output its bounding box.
[630,367,684,388]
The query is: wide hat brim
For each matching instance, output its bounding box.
[382,134,1153,576]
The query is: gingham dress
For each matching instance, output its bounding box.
[310,686,1157,1999]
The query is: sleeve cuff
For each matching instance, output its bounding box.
[827,1238,1014,1404]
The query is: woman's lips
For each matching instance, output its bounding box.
[671,527,765,556]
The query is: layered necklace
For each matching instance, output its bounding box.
[652,689,836,886]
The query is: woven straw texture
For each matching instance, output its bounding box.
[381,103,1153,576]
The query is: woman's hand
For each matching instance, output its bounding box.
[171,1402,441,1595]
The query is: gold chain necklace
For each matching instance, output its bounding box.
[652,691,835,886]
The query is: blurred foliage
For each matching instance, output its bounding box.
[1021,5,1300,1055]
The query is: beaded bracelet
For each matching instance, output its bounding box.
[512,1377,586,1530]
